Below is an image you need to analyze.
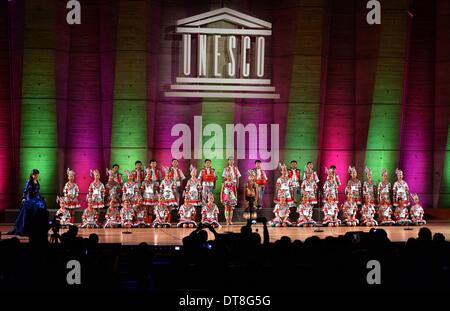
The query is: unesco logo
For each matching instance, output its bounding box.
[165,8,280,99]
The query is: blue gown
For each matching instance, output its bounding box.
[10,179,47,236]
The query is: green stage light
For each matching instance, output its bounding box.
[110,1,148,172]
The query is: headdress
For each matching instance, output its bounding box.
[66,168,75,177]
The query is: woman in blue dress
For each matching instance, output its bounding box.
[9,169,47,236]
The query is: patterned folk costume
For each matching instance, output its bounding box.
[56,196,73,227]
[134,204,150,227]
[393,168,410,207]
[302,164,320,183]
[221,179,238,207]
[177,198,197,228]
[201,195,220,227]
[341,197,359,226]
[322,197,340,226]
[169,163,186,206]
[322,167,340,203]
[345,166,362,205]
[253,165,268,208]
[221,169,238,225]
[377,169,391,203]
[120,202,135,228]
[184,165,202,206]
[110,169,123,184]
[269,194,292,227]
[105,169,121,208]
[132,166,145,187]
[274,164,296,207]
[160,166,178,208]
[63,168,81,209]
[377,194,395,225]
[122,170,142,209]
[300,171,318,205]
[147,165,162,188]
[152,201,171,228]
[81,206,99,228]
[104,206,121,228]
[410,193,426,225]
[288,164,301,203]
[198,164,217,205]
[296,197,316,227]
[222,161,242,185]
[360,201,378,226]
[394,202,411,225]
[87,169,105,209]
[363,167,377,204]
[141,167,159,207]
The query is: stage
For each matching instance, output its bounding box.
[1,221,449,245]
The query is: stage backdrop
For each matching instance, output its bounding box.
[0,0,449,210]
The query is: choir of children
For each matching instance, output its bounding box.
[55,159,425,229]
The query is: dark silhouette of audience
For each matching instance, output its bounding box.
[1,219,449,294]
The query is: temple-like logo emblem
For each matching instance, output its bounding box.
[165,7,280,99]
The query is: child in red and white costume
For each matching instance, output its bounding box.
[160,166,178,208]
[377,194,395,226]
[56,196,73,227]
[322,194,340,227]
[177,193,197,228]
[300,170,318,205]
[169,159,186,206]
[341,193,358,226]
[253,160,268,209]
[152,196,171,228]
[184,165,202,207]
[104,199,121,228]
[120,199,135,228]
[134,202,150,227]
[394,198,411,226]
[377,168,391,203]
[410,193,426,226]
[63,168,80,224]
[221,157,241,187]
[221,169,238,225]
[393,168,410,207]
[360,194,378,226]
[81,200,99,228]
[345,166,362,205]
[87,169,105,209]
[363,166,376,205]
[110,164,123,184]
[274,163,295,207]
[105,169,121,209]
[296,194,316,227]
[198,159,217,205]
[288,160,301,204]
[147,159,162,188]
[132,160,145,187]
[201,193,220,228]
[322,167,339,204]
[122,170,142,209]
[269,191,292,227]
[141,166,159,223]
[302,161,319,183]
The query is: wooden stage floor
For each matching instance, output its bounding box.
[1,221,449,245]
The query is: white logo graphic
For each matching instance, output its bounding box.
[165,8,280,99]
[366,259,381,285]
[66,0,81,25]
[66,259,81,285]
[171,116,279,170]
[366,0,381,25]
